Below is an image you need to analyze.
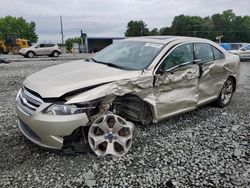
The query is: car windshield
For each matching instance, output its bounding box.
[32,44,39,48]
[92,41,164,70]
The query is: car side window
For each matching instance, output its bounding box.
[44,44,55,47]
[40,44,45,48]
[162,43,193,71]
[195,43,213,63]
[212,46,224,60]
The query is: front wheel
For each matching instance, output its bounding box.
[215,77,234,107]
[26,51,35,58]
[88,114,134,157]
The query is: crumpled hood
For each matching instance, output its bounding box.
[23,60,141,98]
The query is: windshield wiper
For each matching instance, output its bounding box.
[104,63,131,70]
[90,58,133,70]
[89,58,99,63]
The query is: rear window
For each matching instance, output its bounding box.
[212,46,224,60]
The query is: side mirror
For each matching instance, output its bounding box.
[241,48,246,51]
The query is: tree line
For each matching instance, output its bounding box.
[125,10,250,42]
[1,9,249,44]
[0,16,38,43]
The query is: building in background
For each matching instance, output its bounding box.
[85,37,124,53]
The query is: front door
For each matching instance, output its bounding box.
[35,44,45,55]
[154,43,199,120]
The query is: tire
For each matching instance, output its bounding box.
[215,77,235,107]
[88,114,134,157]
[52,51,59,57]
[26,51,35,58]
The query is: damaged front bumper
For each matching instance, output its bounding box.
[16,102,89,150]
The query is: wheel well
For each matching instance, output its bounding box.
[228,76,236,92]
[52,50,59,54]
[112,94,153,125]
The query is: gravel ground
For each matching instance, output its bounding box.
[0,59,249,187]
[0,53,92,62]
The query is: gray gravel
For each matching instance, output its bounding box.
[0,59,249,187]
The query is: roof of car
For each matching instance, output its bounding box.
[125,35,211,44]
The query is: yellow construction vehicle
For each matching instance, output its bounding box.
[0,34,31,55]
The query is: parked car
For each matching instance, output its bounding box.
[230,44,250,60]
[19,43,62,58]
[220,43,244,51]
[16,36,240,157]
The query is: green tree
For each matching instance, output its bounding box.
[171,15,205,37]
[125,20,149,37]
[149,28,159,35]
[159,27,172,35]
[0,16,38,42]
[65,37,82,52]
[211,10,236,42]
[198,17,216,40]
[124,10,250,42]
[232,16,250,42]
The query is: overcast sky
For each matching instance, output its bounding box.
[1,0,249,43]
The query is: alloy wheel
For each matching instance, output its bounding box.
[88,114,134,157]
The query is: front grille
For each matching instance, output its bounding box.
[17,87,43,115]
[18,119,41,142]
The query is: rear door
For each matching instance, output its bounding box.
[154,43,199,120]
[195,43,228,105]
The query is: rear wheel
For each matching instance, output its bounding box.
[26,51,35,58]
[52,51,59,57]
[215,77,234,107]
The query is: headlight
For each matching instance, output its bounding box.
[43,97,104,115]
[43,99,102,115]
[44,103,97,115]
[44,104,79,115]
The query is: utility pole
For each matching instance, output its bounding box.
[60,16,64,45]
